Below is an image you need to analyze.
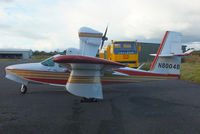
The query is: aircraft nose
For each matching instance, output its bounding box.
[5,65,14,74]
[5,65,17,70]
[5,64,22,72]
[5,65,18,80]
[5,63,40,72]
[5,65,12,72]
[6,65,12,70]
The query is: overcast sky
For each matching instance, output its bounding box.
[0,0,200,51]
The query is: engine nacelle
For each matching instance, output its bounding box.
[79,27,102,57]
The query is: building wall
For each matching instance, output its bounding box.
[0,50,32,59]
[22,52,30,59]
[138,42,160,63]
[0,54,22,59]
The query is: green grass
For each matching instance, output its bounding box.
[140,62,151,71]
[0,59,21,61]
[180,51,200,84]
[29,58,46,61]
[29,55,52,61]
[180,63,200,84]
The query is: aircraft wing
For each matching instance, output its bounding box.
[53,55,125,99]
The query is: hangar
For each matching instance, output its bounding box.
[0,49,33,59]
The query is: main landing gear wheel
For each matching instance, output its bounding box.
[20,85,27,94]
[80,97,98,103]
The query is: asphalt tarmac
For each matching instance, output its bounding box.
[0,61,200,134]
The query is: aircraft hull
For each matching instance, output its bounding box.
[5,68,179,86]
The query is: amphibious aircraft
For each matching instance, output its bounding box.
[5,27,193,101]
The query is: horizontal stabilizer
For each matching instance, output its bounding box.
[150,49,194,57]
[173,49,194,56]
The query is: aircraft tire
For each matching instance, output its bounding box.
[20,85,27,94]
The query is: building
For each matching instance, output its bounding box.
[138,42,160,63]
[0,49,33,59]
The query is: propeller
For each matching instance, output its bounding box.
[100,26,108,50]
[96,26,108,57]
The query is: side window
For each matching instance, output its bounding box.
[41,57,55,66]
[58,64,65,68]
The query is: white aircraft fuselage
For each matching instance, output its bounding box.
[4,27,191,99]
[5,55,179,87]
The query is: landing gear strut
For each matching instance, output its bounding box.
[80,97,98,103]
[20,85,27,94]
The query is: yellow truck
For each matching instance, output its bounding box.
[99,41,141,68]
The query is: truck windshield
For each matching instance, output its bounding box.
[114,42,137,54]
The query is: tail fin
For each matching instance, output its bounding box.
[150,31,182,75]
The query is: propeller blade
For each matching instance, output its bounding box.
[103,26,108,39]
[96,26,108,57]
[100,26,108,50]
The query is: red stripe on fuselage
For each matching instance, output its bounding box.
[150,31,169,71]
[24,77,67,85]
[115,69,180,78]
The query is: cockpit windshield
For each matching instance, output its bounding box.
[41,57,55,67]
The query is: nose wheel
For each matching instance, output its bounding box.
[20,85,27,94]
